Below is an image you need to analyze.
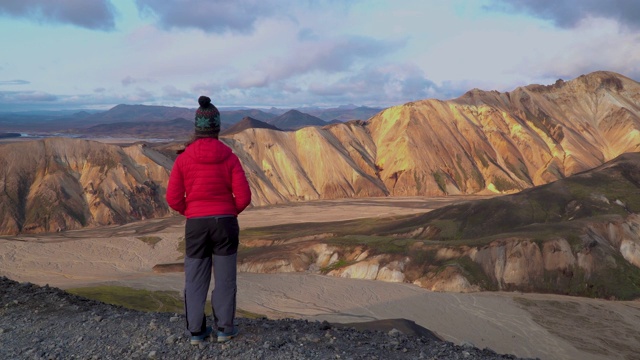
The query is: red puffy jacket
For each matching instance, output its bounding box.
[166,138,252,218]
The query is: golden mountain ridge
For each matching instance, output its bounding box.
[227,71,640,205]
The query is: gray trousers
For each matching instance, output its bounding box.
[183,216,239,335]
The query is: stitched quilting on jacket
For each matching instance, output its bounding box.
[166,138,251,218]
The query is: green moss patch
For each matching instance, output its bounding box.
[67,285,266,317]
[67,286,184,313]
[320,259,353,274]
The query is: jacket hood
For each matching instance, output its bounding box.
[183,138,233,164]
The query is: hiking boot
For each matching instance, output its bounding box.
[190,326,213,345]
[217,327,239,342]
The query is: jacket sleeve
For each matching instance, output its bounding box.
[166,156,186,215]
[229,154,252,214]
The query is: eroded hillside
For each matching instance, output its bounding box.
[0,138,172,235]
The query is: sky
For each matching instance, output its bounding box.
[1,0,640,112]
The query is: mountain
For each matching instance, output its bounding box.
[0,138,173,235]
[0,104,360,134]
[62,108,276,137]
[224,71,640,205]
[3,71,640,234]
[67,104,194,128]
[81,118,193,139]
[220,109,277,125]
[265,105,384,121]
[306,106,384,121]
[220,117,282,136]
[267,110,328,130]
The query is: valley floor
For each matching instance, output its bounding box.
[1,196,639,360]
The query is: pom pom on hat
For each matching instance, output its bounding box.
[194,95,220,135]
[198,96,211,107]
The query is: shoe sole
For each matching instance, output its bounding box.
[191,328,213,345]
[217,331,239,342]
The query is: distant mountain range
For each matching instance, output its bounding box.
[221,117,281,136]
[266,105,383,121]
[266,109,329,130]
[309,105,384,121]
[0,104,380,135]
[81,118,194,139]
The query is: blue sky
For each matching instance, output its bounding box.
[1,0,639,111]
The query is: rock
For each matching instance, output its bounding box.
[460,341,475,349]
[388,328,401,337]
[165,335,177,344]
[329,259,380,280]
[169,316,180,323]
[148,350,157,359]
[305,334,321,343]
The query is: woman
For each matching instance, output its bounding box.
[166,95,252,345]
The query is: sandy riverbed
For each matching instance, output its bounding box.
[1,197,638,360]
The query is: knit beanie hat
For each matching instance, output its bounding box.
[194,96,220,135]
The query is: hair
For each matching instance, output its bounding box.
[176,132,219,154]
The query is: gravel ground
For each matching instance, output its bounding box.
[0,277,535,360]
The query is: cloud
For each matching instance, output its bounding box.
[487,0,640,30]
[519,21,640,83]
[135,0,284,34]
[0,80,30,85]
[122,76,136,86]
[161,85,191,100]
[228,36,403,89]
[0,90,57,103]
[121,76,156,87]
[297,28,319,41]
[307,64,442,105]
[0,0,117,30]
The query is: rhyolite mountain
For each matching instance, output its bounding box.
[226,71,640,205]
[0,138,173,235]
